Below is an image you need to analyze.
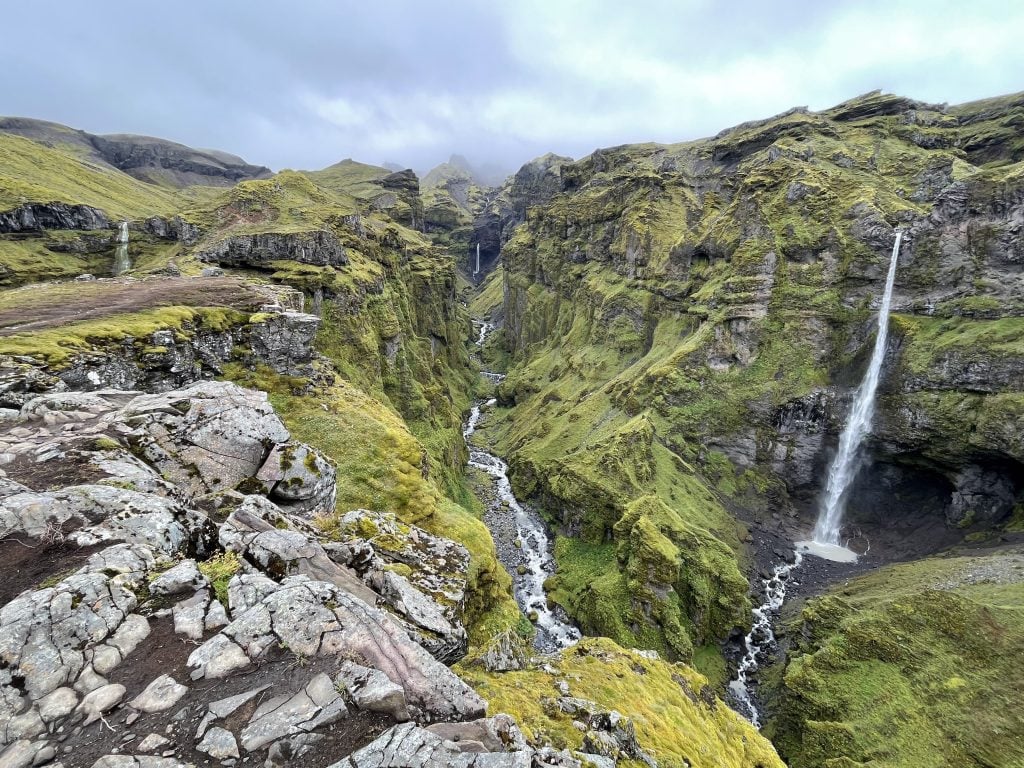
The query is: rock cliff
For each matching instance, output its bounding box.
[484,89,1024,766]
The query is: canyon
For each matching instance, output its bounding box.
[0,89,1022,768]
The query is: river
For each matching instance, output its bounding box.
[465,319,580,652]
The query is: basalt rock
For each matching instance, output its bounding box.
[0,379,529,763]
[0,202,109,233]
[247,310,321,376]
[334,510,470,664]
[196,230,348,269]
[141,215,201,245]
[329,720,582,768]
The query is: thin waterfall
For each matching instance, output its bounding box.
[812,230,903,546]
[112,221,131,275]
[474,243,480,275]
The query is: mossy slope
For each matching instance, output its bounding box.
[461,637,784,768]
[765,551,1024,768]
[492,90,1024,660]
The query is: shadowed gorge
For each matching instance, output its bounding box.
[1,84,1022,768]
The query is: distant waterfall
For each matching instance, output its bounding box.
[112,221,131,275]
[473,243,481,275]
[812,231,903,547]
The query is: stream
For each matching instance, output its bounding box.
[465,320,581,652]
[728,551,803,728]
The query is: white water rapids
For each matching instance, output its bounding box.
[465,321,581,652]
[807,230,904,553]
[728,551,803,727]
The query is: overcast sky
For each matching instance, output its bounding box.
[3,0,1022,177]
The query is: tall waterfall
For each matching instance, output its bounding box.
[810,230,903,550]
[473,243,481,275]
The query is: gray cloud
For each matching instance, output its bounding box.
[3,0,1022,177]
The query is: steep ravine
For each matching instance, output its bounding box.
[464,320,581,652]
[482,90,1024,767]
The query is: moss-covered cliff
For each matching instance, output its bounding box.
[488,90,1024,672]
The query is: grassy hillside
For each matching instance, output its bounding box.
[766,551,1024,767]
[0,133,213,217]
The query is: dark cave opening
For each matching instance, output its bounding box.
[790,448,1024,562]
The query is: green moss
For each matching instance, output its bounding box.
[766,553,1024,768]
[92,436,121,451]
[895,314,1024,375]
[460,637,784,768]
[469,267,505,318]
[198,551,241,605]
[0,235,113,286]
[615,495,750,654]
[0,306,249,366]
[0,133,214,218]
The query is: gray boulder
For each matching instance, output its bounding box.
[218,500,374,604]
[149,560,207,596]
[122,381,290,497]
[248,311,321,377]
[239,672,347,752]
[254,441,336,518]
[335,661,410,721]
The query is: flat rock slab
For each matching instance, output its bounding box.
[128,674,188,714]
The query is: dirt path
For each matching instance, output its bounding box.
[0,276,263,336]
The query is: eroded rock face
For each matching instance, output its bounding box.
[0,203,109,233]
[142,215,201,245]
[89,133,271,188]
[335,510,471,663]
[122,381,291,496]
[196,230,348,269]
[493,93,1024,591]
[248,310,321,376]
[330,719,583,768]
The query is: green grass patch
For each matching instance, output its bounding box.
[767,553,1024,768]
[0,306,249,366]
[460,637,784,768]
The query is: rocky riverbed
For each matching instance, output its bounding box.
[464,321,580,653]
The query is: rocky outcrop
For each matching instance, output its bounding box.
[0,306,320,397]
[380,169,425,228]
[333,510,471,663]
[196,230,348,269]
[469,153,570,281]
[0,380,512,766]
[248,309,320,376]
[329,718,584,768]
[0,203,109,233]
[141,216,200,245]
[121,381,336,516]
[90,134,272,187]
